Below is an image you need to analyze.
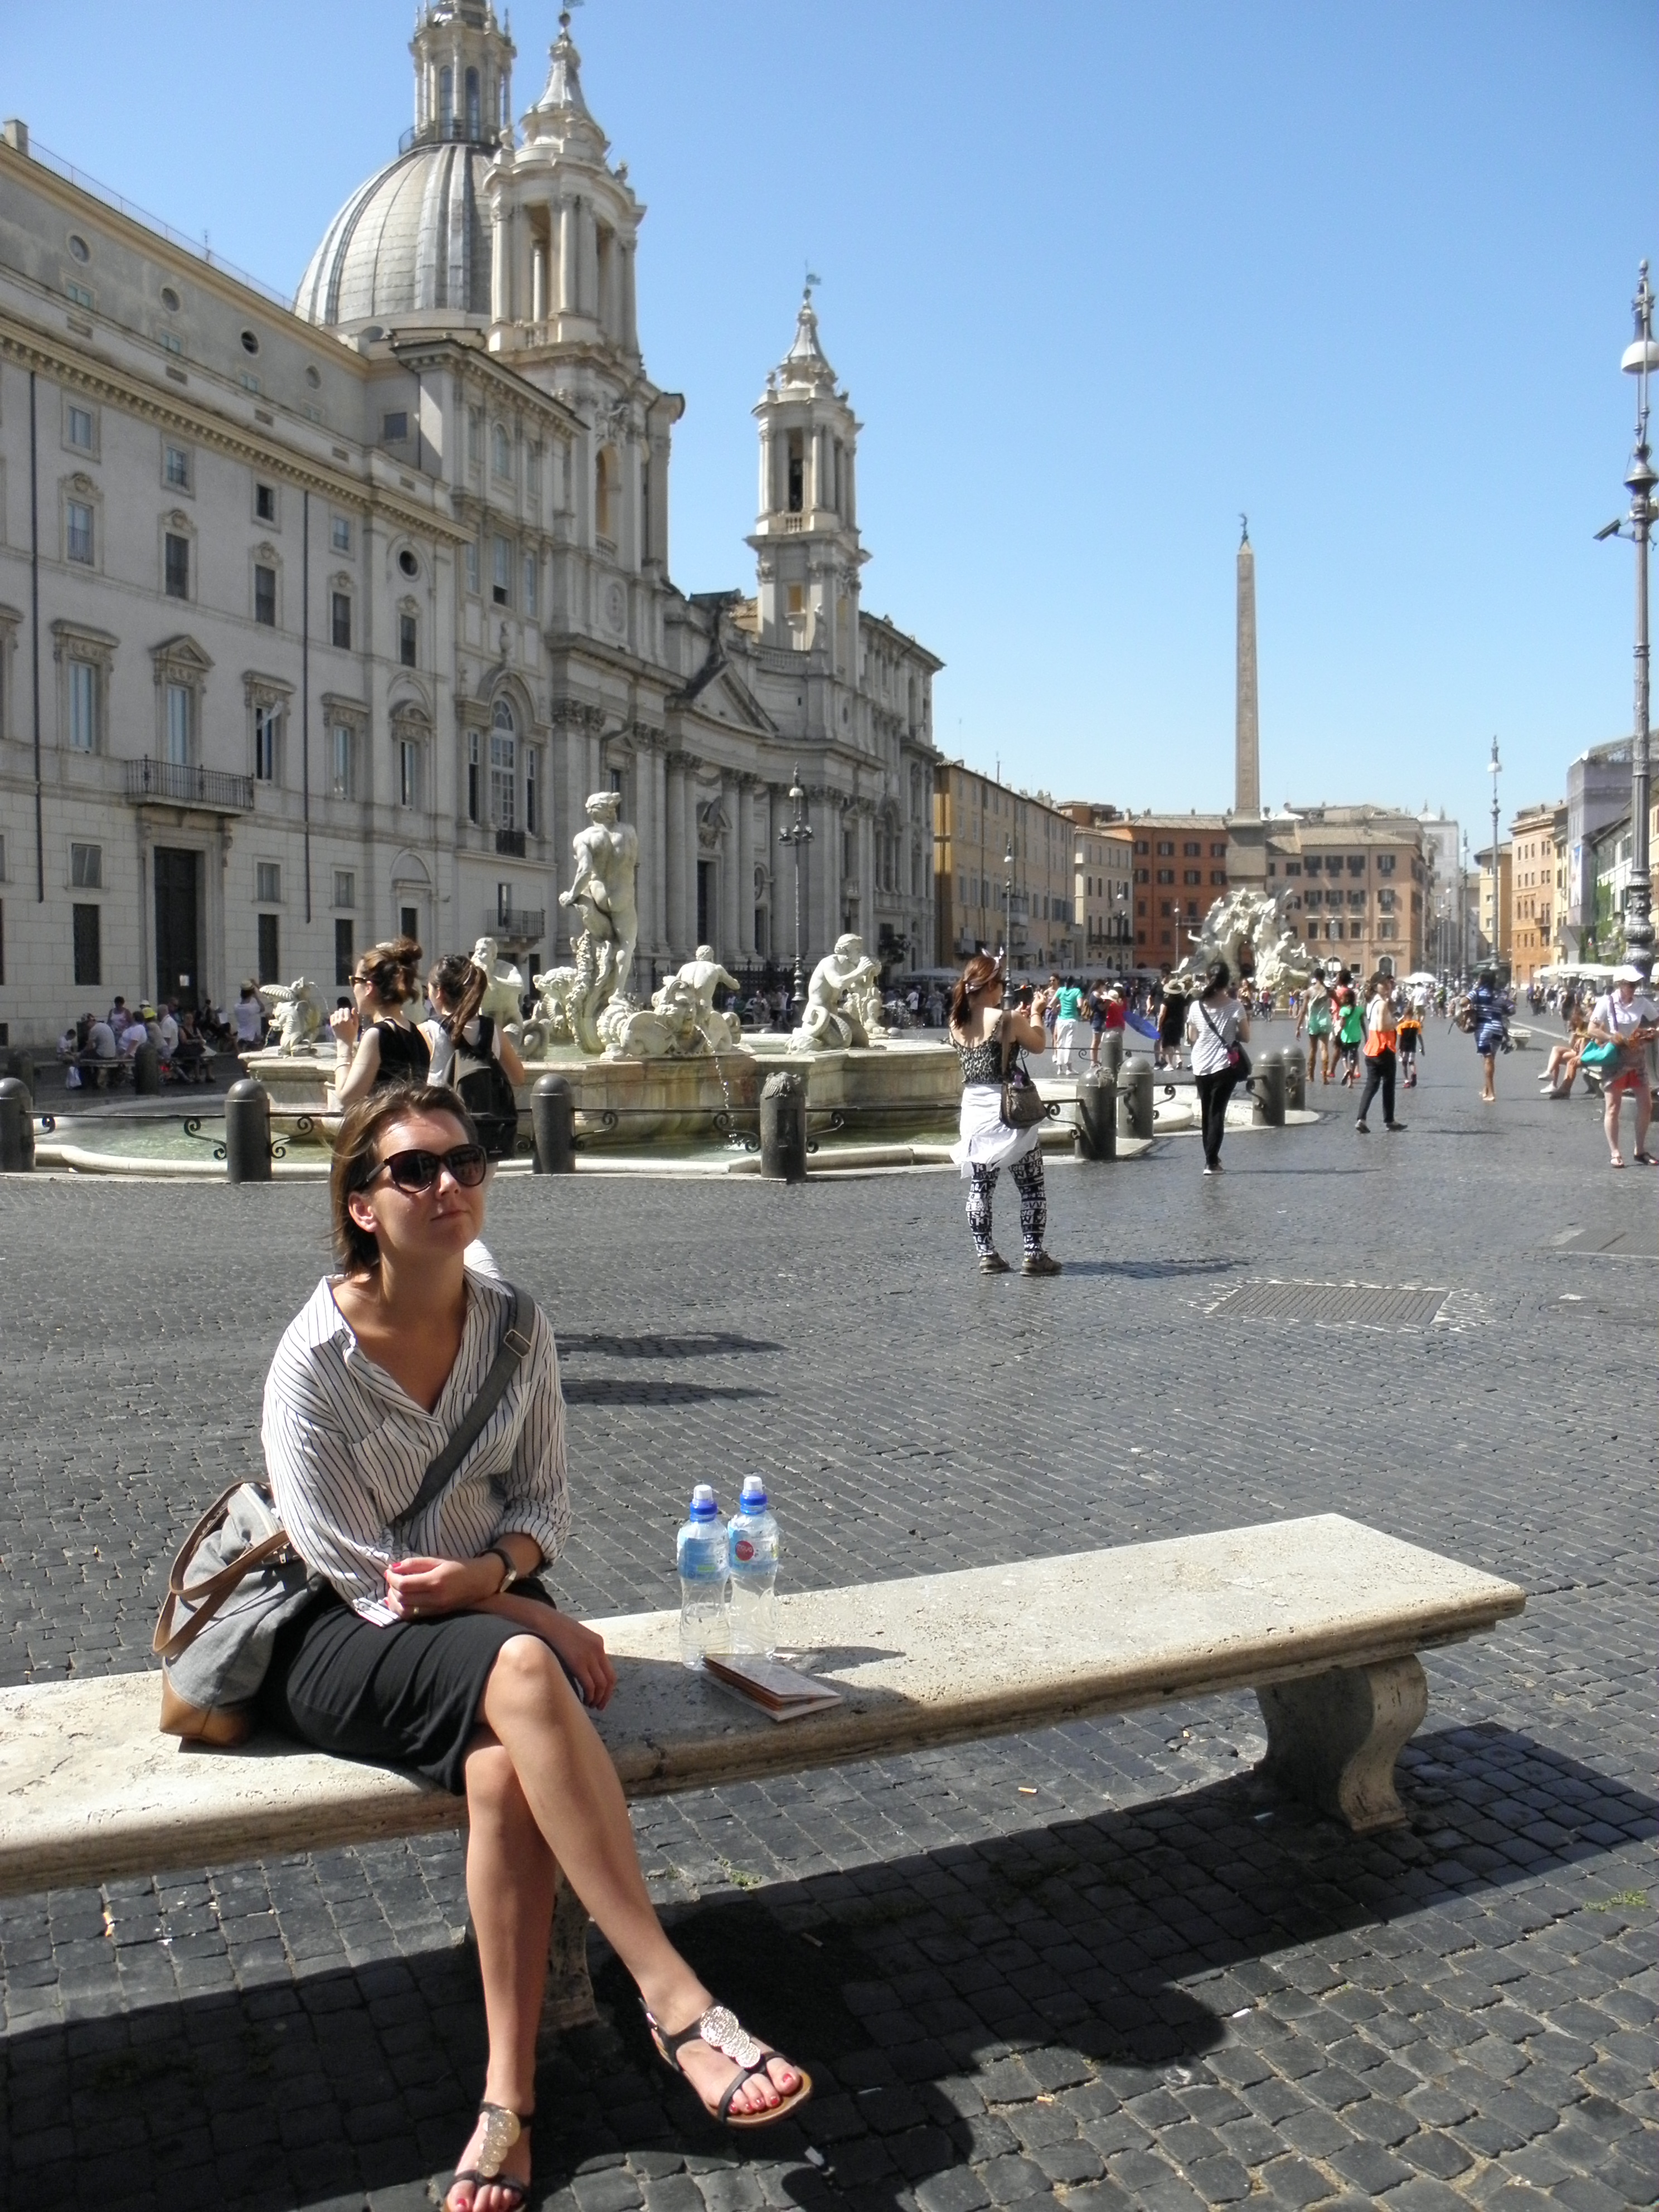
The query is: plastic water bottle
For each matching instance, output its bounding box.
[727,1474,779,1656]
[676,1485,728,1670]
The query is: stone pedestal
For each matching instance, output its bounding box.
[1255,1656,1428,1832]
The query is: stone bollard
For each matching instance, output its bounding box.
[1074,1070,1117,1162]
[134,1041,162,1095]
[1283,1045,1306,1113]
[1253,1049,1287,1127]
[531,1073,575,1175]
[0,1076,35,1171]
[1119,1055,1154,1141]
[0,1048,36,1097]
[1099,1028,1124,1078]
[223,1077,273,1183]
[758,1069,808,1183]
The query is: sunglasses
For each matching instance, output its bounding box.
[365,1144,488,1194]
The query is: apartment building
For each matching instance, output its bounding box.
[1265,806,1430,976]
[1509,802,1566,980]
[933,763,1082,973]
[1055,801,1133,976]
[1125,813,1230,969]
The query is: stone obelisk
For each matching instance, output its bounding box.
[1235,516,1260,816]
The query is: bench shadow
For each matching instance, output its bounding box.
[562,1379,773,1406]
[1057,1259,1240,1280]
[559,1332,785,1361]
[4,1724,1651,2211]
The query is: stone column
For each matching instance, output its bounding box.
[512,207,532,331]
[621,242,638,355]
[491,203,510,328]
[859,806,876,950]
[719,776,741,959]
[1235,526,1260,817]
[651,744,668,962]
[809,791,837,954]
[735,778,755,957]
[558,200,577,314]
[665,756,688,962]
[632,742,655,978]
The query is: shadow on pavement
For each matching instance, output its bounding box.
[4,1724,1651,2209]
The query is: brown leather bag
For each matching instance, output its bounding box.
[1000,1015,1048,1130]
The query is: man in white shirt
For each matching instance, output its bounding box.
[1588,964,1658,1168]
[232,984,265,1049]
[156,1005,180,1060]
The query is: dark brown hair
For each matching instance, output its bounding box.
[427,952,488,1036]
[949,954,1002,1033]
[357,935,423,1006]
[329,1083,478,1273]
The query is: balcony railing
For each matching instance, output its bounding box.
[494,827,527,858]
[124,757,254,813]
[398,117,507,155]
[493,905,545,945]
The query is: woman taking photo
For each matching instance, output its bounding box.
[948,954,1061,1275]
[1186,961,1249,1176]
[331,936,430,1107]
[261,1086,809,2210]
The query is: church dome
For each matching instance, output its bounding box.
[294,137,492,332]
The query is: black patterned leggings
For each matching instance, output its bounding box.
[967,1148,1048,1258]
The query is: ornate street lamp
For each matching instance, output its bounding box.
[778,771,813,1015]
[1596,260,1659,979]
[1488,737,1501,966]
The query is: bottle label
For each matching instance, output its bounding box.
[734,1538,755,1562]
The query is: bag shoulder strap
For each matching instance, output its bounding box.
[998,1011,1017,1077]
[389,1283,536,1537]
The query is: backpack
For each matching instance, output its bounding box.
[433,1015,520,1158]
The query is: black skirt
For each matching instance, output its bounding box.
[260,1587,559,1795]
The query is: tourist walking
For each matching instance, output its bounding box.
[1050,975,1087,1075]
[948,954,1061,1275]
[1468,969,1507,1103]
[1396,996,1424,1088]
[1186,961,1250,1176]
[1585,964,1659,1167]
[1355,976,1406,1135]
[1156,978,1187,1071]
[1333,972,1364,1086]
[259,1088,809,2211]
[423,953,528,1161]
[331,937,430,1106]
[1302,971,1335,1083]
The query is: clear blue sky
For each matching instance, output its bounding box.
[7,1,1655,843]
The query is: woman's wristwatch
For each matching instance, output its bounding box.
[486,1545,521,1594]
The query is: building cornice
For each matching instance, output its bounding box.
[0,316,472,546]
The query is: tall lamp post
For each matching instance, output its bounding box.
[1596,261,1658,979]
[1460,835,1471,974]
[1003,835,1015,976]
[1488,738,1502,967]
[778,770,813,1015]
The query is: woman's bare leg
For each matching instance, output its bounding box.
[480,1637,800,2117]
[448,1734,555,2212]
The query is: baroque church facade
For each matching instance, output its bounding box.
[0,1,939,1043]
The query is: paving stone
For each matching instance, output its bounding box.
[0,1056,1654,2211]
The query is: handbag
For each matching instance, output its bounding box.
[999,1015,1049,1129]
[153,1283,536,1745]
[1200,1001,1251,1080]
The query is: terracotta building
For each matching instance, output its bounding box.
[1126,813,1231,969]
[1265,806,1430,977]
[1508,802,1566,981]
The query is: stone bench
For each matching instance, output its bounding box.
[0,1515,1522,2028]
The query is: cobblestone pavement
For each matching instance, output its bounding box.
[1,1027,1654,2212]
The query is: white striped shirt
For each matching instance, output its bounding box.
[262,1267,570,1622]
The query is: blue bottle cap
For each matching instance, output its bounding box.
[740,1474,767,1508]
[690,1483,718,1517]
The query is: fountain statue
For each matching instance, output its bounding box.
[597,948,743,1061]
[469,936,527,1035]
[1170,888,1317,999]
[789,934,882,1051]
[556,790,640,1053]
[523,963,582,1054]
[258,977,328,1053]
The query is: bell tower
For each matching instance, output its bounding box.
[748,290,867,676]
[483,9,642,366]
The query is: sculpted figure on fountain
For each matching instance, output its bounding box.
[789,934,882,1051]
[556,792,641,1052]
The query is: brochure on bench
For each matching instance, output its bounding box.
[703,1653,843,1721]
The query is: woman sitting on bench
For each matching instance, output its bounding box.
[260,1084,809,2212]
